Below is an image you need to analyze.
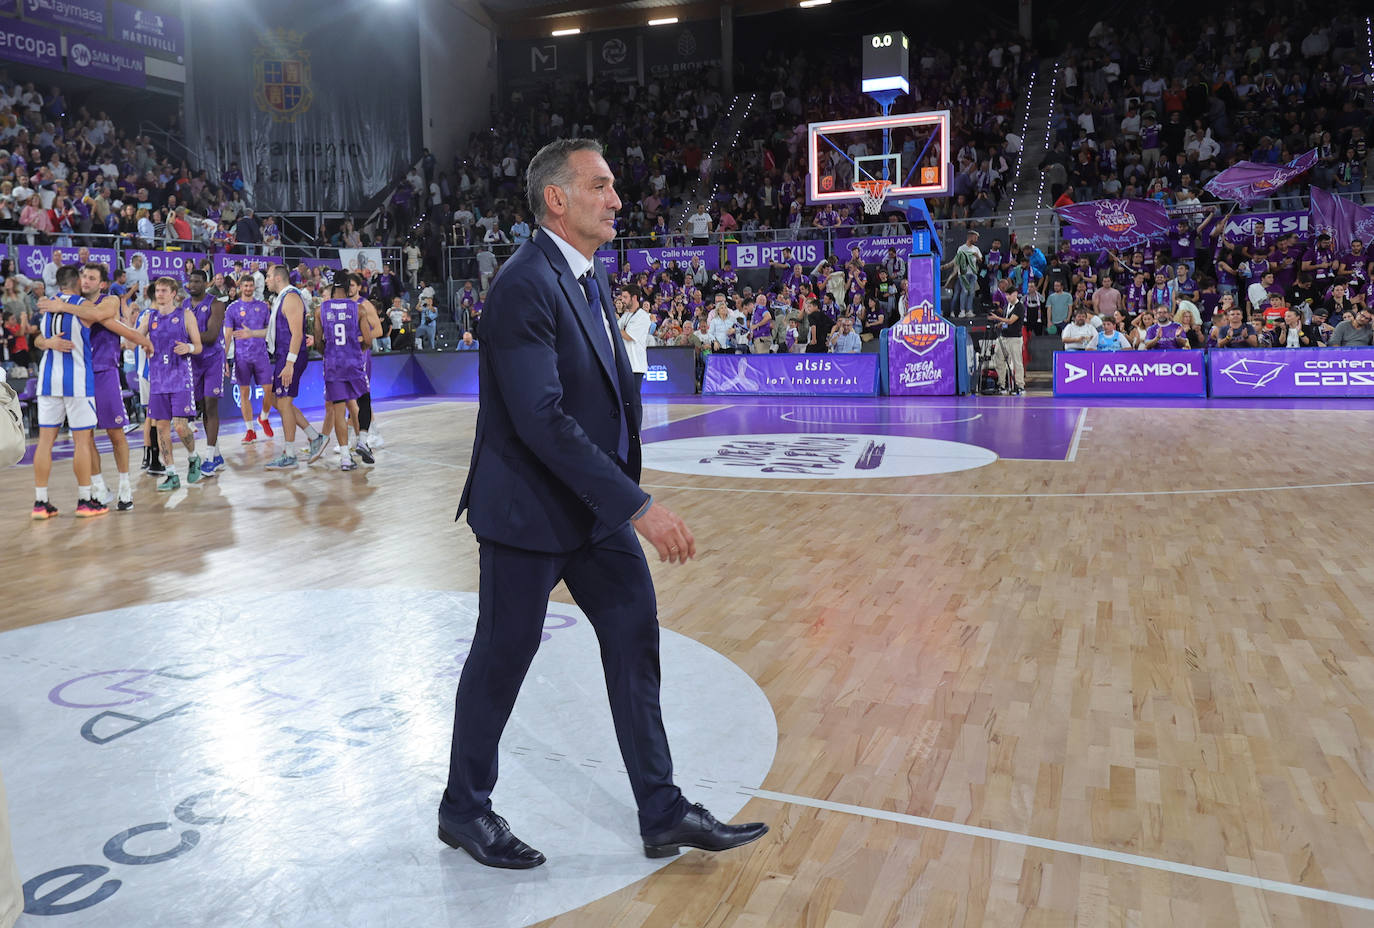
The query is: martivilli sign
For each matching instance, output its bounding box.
[1054,349,1207,396]
[703,353,878,395]
[1209,348,1374,397]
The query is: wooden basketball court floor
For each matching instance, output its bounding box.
[4,394,1374,927]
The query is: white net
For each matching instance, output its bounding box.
[854,179,892,214]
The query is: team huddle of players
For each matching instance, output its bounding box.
[30,263,383,520]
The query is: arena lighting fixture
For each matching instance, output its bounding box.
[648,17,678,25]
[551,28,580,35]
[799,0,831,6]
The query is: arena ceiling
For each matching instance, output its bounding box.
[459,0,840,40]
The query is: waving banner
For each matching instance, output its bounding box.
[1054,199,1174,251]
[1203,149,1317,206]
[1308,186,1374,251]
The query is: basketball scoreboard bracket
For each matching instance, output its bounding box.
[805,31,948,314]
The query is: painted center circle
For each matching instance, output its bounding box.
[0,589,777,927]
[643,432,998,479]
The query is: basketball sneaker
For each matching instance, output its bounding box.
[265,452,298,470]
[157,473,181,492]
[306,433,329,463]
[242,429,257,444]
[354,440,374,465]
[31,501,59,520]
[199,456,223,478]
[117,497,134,512]
[187,455,203,484]
[259,417,274,438]
[140,446,151,471]
[75,498,109,518]
[95,485,115,506]
[340,450,357,472]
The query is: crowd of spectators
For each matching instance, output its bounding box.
[1045,7,1372,210]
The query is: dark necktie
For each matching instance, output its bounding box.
[581,271,630,463]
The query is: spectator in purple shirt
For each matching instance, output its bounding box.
[1143,305,1189,349]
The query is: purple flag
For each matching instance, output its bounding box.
[1054,199,1174,250]
[1203,149,1317,206]
[1309,186,1374,251]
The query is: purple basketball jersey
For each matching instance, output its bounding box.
[226,298,271,361]
[148,308,195,394]
[321,298,366,383]
[185,294,224,365]
[89,318,121,372]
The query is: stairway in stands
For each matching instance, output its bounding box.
[1002,61,1061,251]
[670,92,759,233]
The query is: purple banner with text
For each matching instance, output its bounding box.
[0,16,60,69]
[594,249,618,276]
[22,0,104,34]
[703,353,878,396]
[111,1,184,60]
[625,245,719,274]
[726,239,827,270]
[1219,209,1310,248]
[887,254,955,395]
[212,254,274,276]
[835,235,908,264]
[66,35,146,87]
[1204,149,1317,206]
[1054,349,1207,396]
[1209,348,1374,397]
[1308,187,1374,252]
[16,245,116,278]
[125,249,207,282]
[1055,199,1174,251]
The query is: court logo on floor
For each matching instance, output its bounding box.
[643,432,996,479]
[1,589,776,927]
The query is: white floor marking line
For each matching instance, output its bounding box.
[1066,407,1088,462]
[778,411,984,426]
[743,787,1374,913]
[639,479,1374,499]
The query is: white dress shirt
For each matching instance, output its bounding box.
[540,226,618,359]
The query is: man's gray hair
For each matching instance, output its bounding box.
[525,138,604,224]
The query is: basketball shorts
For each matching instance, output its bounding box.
[37,395,97,430]
[234,353,273,388]
[148,391,195,420]
[192,356,225,400]
[92,368,128,430]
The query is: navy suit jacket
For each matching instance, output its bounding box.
[456,229,647,553]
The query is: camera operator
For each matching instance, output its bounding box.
[989,286,1025,395]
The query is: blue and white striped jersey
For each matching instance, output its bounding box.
[37,293,95,398]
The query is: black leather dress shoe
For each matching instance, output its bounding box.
[438,810,546,869]
[642,803,768,859]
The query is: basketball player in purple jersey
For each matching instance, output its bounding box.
[184,269,228,476]
[264,265,327,470]
[224,274,276,443]
[136,277,205,491]
[314,280,372,471]
[36,263,151,510]
[346,272,384,462]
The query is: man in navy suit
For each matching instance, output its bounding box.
[439,139,767,869]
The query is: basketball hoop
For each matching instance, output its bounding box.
[853,178,893,215]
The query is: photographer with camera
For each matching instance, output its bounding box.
[414,295,438,351]
[989,285,1025,395]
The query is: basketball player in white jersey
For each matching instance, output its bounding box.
[30,266,106,518]
[39,263,147,510]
